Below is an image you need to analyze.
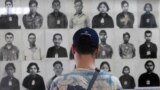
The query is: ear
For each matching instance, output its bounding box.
[71,45,76,55]
[94,47,99,56]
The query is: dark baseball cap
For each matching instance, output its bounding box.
[73,27,99,48]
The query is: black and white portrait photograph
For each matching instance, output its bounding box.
[0,0,21,29]
[0,31,22,61]
[115,0,137,28]
[22,30,45,60]
[45,30,69,59]
[0,61,21,90]
[21,0,45,29]
[91,0,114,28]
[138,0,159,28]
[95,60,112,73]
[21,61,46,90]
[138,29,159,59]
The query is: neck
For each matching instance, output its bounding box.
[30,44,36,48]
[75,54,96,69]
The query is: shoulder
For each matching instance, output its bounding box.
[60,46,67,50]
[48,46,55,50]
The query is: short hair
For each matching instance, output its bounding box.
[5,32,14,38]
[52,0,60,6]
[122,66,130,74]
[53,61,63,67]
[5,0,13,5]
[29,0,38,7]
[121,0,129,7]
[53,33,62,40]
[27,62,40,73]
[123,32,130,38]
[74,0,83,4]
[145,60,155,70]
[100,61,111,71]
[144,3,152,11]
[145,30,152,36]
[5,63,15,72]
[99,30,107,35]
[28,33,36,39]
[97,1,109,11]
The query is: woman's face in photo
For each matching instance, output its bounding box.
[145,4,151,12]
[99,4,107,13]
[29,65,38,75]
[101,64,110,72]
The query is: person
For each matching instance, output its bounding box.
[116,0,134,28]
[22,62,45,90]
[49,27,122,90]
[0,63,20,90]
[139,30,157,59]
[119,32,135,59]
[48,61,63,89]
[92,1,114,28]
[0,32,19,61]
[0,0,20,29]
[23,0,43,29]
[47,0,68,28]
[138,60,160,87]
[46,33,68,58]
[24,33,42,60]
[69,0,90,29]
[119,66,135,89]
[140,3,157,28]
[100,61,111,72]
[97,30,113,59]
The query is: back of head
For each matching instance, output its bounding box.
[73,27,99,55]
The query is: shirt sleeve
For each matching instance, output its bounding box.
[111,76,122,90]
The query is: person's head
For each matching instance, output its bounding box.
[100,61,111,72]
[99,30,107,43]
[145,30,152,42]
[145,60,155,73]
[144,3,152,12]
[72,27,99,58]
[122,66,130,75]
[53,61,63,76]
[121,0,129,12]
[27,62,40,75]
[28,33,36,45]
[5,63,15,77]
[123,32,130,43]
[29,0,38,14]
[97,1,109,13]
[74,0,83,14]
[5,0,13,8]
[53,33,62,47]
[5,32,14,44]
[52,0,61,12]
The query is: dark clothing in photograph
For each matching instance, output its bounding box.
[47,11,68,28]
[92,13,114,28]
[0,76,20,90]
[116,12,134,28]
[23,12,43,29]
[140,13,157,28]
[0,44,19,61]
[0,14,20,29]
[97,44,113,59]
[23,74,45,90]
[139,42,157,59]
[119,74,135,89]
[46,46,68,58]
[138,72,160,87]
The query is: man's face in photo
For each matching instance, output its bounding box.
[54,63,63,76]
[30,3,37,14]
[145,32,152,42]
[74,1,83,14]
[29,65,38,75]
[123,34,130,43]
[28,35,36,45]
[5,34,14,44]
[122,3,128,12]
[5,1,13,8]
[123,67,129,74]
[52,2,60,12]
[53,34,62,47]
[99,32,107,43]
[6,66,15,77]
[146,62,154,73]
